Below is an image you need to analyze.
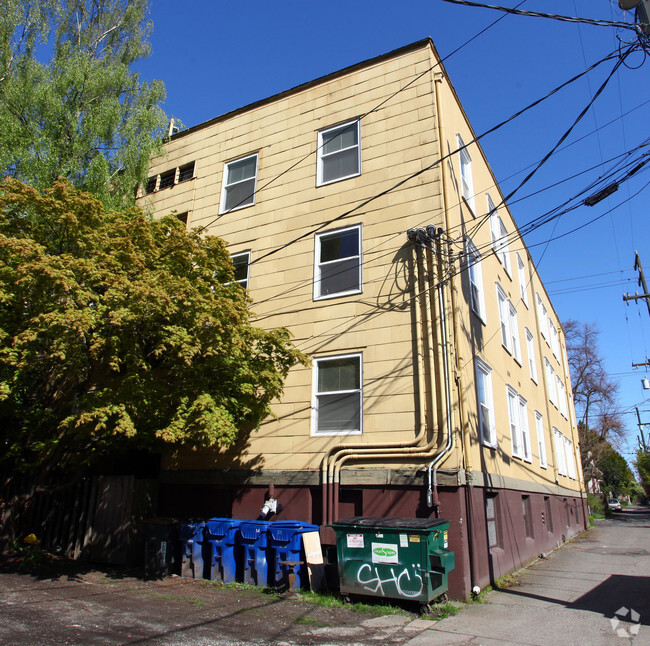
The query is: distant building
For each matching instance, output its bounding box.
[138,38,586,599]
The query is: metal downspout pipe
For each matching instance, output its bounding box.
[320,240,431,527]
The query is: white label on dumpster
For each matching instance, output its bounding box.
[347,533,364,548]
[399,534,408,548]
[371,542,399,564]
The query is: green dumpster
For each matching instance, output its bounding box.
[331,517,454,605]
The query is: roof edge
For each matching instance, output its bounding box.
[171,38,434,140]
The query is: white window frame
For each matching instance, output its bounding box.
[466,237,486,321]
[458,135,475,213]
[230,251,251,289]
[311,353,363,436]
[545,358,558,407]
[475,358,497,448]
[519,396,532,462]
[564,437,577,479]
[550,323,560,360]
[507,386,523,459]
[516,253,529,307]
[535,411,548,468]
[554,428,567,476]
[557,378,568,419]
[314,224,362,300]
[509,301,522,364]
[525,328,538,383]
[317,119,361,186]
[536,293,549,342]
[489,195,511,276]
[507,386,531,461]
[497,284,510,352]
[220,153,259,213]
[497,285,520,361]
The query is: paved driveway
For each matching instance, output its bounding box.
[411,506,650,645]
[1,507,648,645]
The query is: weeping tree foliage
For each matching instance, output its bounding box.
[0,0,167,209]
[0,179,307,477]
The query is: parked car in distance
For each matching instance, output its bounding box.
[608,498,622,512]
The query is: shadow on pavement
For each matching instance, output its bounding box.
[499,574,650,626]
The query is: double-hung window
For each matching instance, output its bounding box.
[550,324,560,360]
[497,285,520,361]
[557,378,568,418]
[312,354,362,435]
[220,153,258,213]
[231,251,251,289]
[458,135,475,212]
[525,328,538,383]
[509,302,522,363]
[314,225,362,299]
[554,428,567,476]
[507,386,531,461]
[565,437,577,479]
[475,358,496,447]
[536,294,549,342]
[516,253,528,307]
[317,120,361,186]
[535,411,548,468]
[497,285,510,350]
[465,237,485,321]
[545,358,558,407]
[489,196,511,276]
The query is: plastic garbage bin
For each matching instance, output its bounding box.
[238,520,271,586]
[204,518,242,583]
[268,520,319,591]
[178,520,206,579]
[143,519,178,577]
[331,517,455,607]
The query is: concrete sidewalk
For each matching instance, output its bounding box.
[405,507,650,645]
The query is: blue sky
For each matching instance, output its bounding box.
[138,0,650,466]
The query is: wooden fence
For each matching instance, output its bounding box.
[0,476,157,565]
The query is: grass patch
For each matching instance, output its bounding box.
[420,601,459,621]
[494,573,520,589]
[299,591,409,617]
[295,615,329,627]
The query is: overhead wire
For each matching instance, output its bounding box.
[167,0,530,247]
[251,45,625,270]
[439,0,640,31]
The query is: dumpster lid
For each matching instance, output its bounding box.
[331,516,449,530]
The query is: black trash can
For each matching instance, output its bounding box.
[143,519,178,577]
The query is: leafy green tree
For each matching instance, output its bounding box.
[0,0,166,209]
[0,179,307,477]
[636,449,650,498]
[598,445,634,496]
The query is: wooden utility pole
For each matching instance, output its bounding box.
[636,407,648,451]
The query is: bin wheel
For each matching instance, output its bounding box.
[435,593,448,604]
[419,602,432,616]
[342,594,352,605]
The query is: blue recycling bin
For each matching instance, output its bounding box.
[204,518,242,583]
[238,520,271,586]
[178,521,206,579]
[268,520,319,591]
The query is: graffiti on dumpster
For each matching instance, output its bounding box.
[355,562,424,598]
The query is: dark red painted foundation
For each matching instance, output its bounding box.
[158,478,587,599]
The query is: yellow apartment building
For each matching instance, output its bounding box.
[138,38,586,599]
